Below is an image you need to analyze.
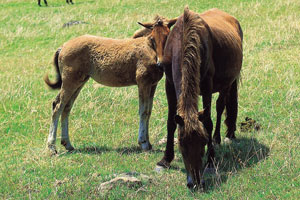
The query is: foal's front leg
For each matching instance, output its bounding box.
[137,84,157,150]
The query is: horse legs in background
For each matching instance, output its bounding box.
[38,0,48,6]
[66,0,74,4]
[157,80,177,168]
[225,80,238,140]
[137,84,157,150]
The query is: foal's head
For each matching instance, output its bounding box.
[175,111,208,189]
[136,16,177,69]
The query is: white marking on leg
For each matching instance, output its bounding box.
[47,116,59,153]
[47,104,64,153]
[61,116,74,151]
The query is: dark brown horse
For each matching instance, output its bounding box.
[156,7,243,189]
[44,16,176,154]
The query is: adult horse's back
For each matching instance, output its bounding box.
[158,7,243,188]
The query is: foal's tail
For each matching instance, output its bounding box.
[44,48,62,89]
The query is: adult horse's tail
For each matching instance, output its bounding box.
[44,48,62,89]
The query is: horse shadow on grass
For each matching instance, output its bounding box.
[64,145,163,155]
[178,137,269,191]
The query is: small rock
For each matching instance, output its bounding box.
[97,172,151,195]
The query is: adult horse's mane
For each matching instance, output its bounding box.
[177,7,207,139]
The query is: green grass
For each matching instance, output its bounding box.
[0,0,299,199]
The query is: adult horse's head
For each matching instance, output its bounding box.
[135,16,177,69]
[174,110,208,189]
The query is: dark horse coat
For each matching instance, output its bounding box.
[157,7,243,188]
[38,0,73,6]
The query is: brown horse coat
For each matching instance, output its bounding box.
[44,17,177,154]
[157,7,243,188]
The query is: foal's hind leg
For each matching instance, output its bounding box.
[137,84,157,150]
[60,84,86,151]
[47,89,75,154]
[225,80,238,140]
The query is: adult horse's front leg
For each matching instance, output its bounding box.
[137,84,157,150]
[157,79,177,168]
[201,78,215,169]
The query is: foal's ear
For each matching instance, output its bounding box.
[167,17,178,28]
[138,22,153,30]
[175,115,184,126]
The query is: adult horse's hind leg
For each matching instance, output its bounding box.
[224,80,238,140]
[60,83,87,151]
[213,92,226,145]
[137,84,157,150]
[67,0,74,4]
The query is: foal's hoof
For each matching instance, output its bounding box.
[66,146,75,152]
[61,141,75,152]
[140,142,152,151]
[48,145,58,155]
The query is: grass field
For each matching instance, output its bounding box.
[0,0,299,199]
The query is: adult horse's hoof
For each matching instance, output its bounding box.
[154,165,165,173]
[203,167,216,175]
[156,159,171,169]
[224,137,233,145]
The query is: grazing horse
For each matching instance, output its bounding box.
[154,7,243,189]
[38,0,73,6]
[44,16,177,154]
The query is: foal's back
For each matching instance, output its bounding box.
[59,35,158,87]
